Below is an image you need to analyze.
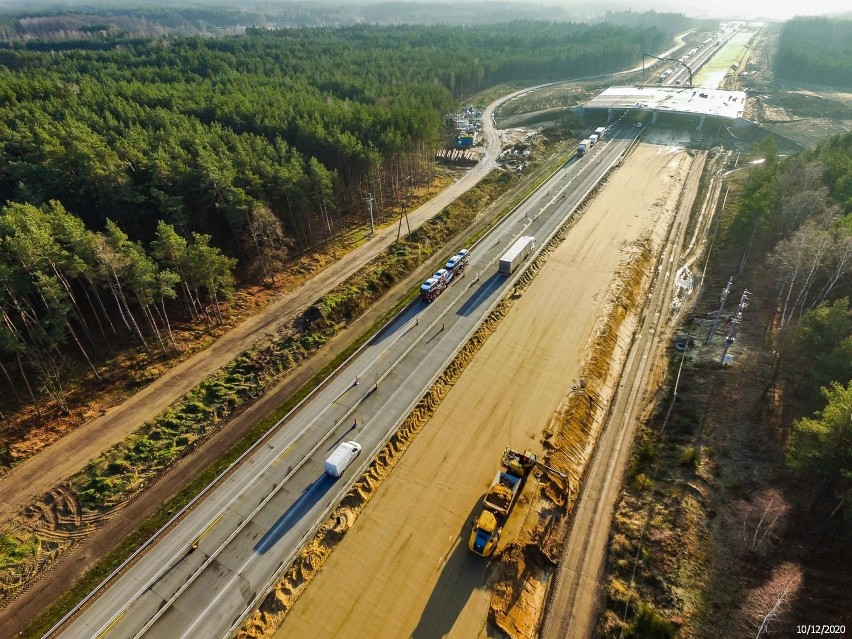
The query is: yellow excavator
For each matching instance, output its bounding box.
[468,449,537,557]
[468,448,566,557]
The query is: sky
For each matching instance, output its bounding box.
[628,0,851,20]
[409,0,850,20]
[0,0,848,22]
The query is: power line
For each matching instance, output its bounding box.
[705,275,733,344]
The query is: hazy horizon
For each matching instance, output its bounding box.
[0,0,847,22]
[407,0,849,20]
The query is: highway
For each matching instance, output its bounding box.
[55,124,640,639]
[664,27,738,87]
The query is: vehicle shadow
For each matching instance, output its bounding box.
[369,301,421,345]
[455,273,503,317]
[326,422,359,451]
[254,475,336,554]
[410,499,491,639]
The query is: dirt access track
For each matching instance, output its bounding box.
[263,138,696,639]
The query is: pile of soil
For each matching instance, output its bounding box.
[486,482,514,512]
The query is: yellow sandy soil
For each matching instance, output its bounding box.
[272,141,691,639]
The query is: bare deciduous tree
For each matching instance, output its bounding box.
[770,213,846,328]
[811,230,852,306]
[740,488,790,554]
[740,562,803,638]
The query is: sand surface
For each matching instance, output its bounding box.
[275,141,691,639]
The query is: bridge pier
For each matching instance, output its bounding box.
[697,115,705,132]
[651,111,658,125]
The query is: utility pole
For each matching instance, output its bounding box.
[719,289,749,366]
[706,276,733,344]
[366,193,375,236]
[397,176,412,241]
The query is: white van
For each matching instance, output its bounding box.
[324,441,362,477]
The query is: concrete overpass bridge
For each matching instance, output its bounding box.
[581,85,748,132]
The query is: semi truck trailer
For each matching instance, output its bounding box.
[498,236,535,275]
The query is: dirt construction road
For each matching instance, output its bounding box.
[273,141,693,639]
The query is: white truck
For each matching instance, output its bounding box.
[576,138,591,157]
[594,126,606,138]
[589,133,599,145]
[324,441,362,477]
[499,236,535,275]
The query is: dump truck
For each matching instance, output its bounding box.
[468,448,538,557]
[499,236,535,275]
[576,138,591,157]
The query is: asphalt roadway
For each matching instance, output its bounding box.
[56,123,640,639]
[663,27,736,87]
